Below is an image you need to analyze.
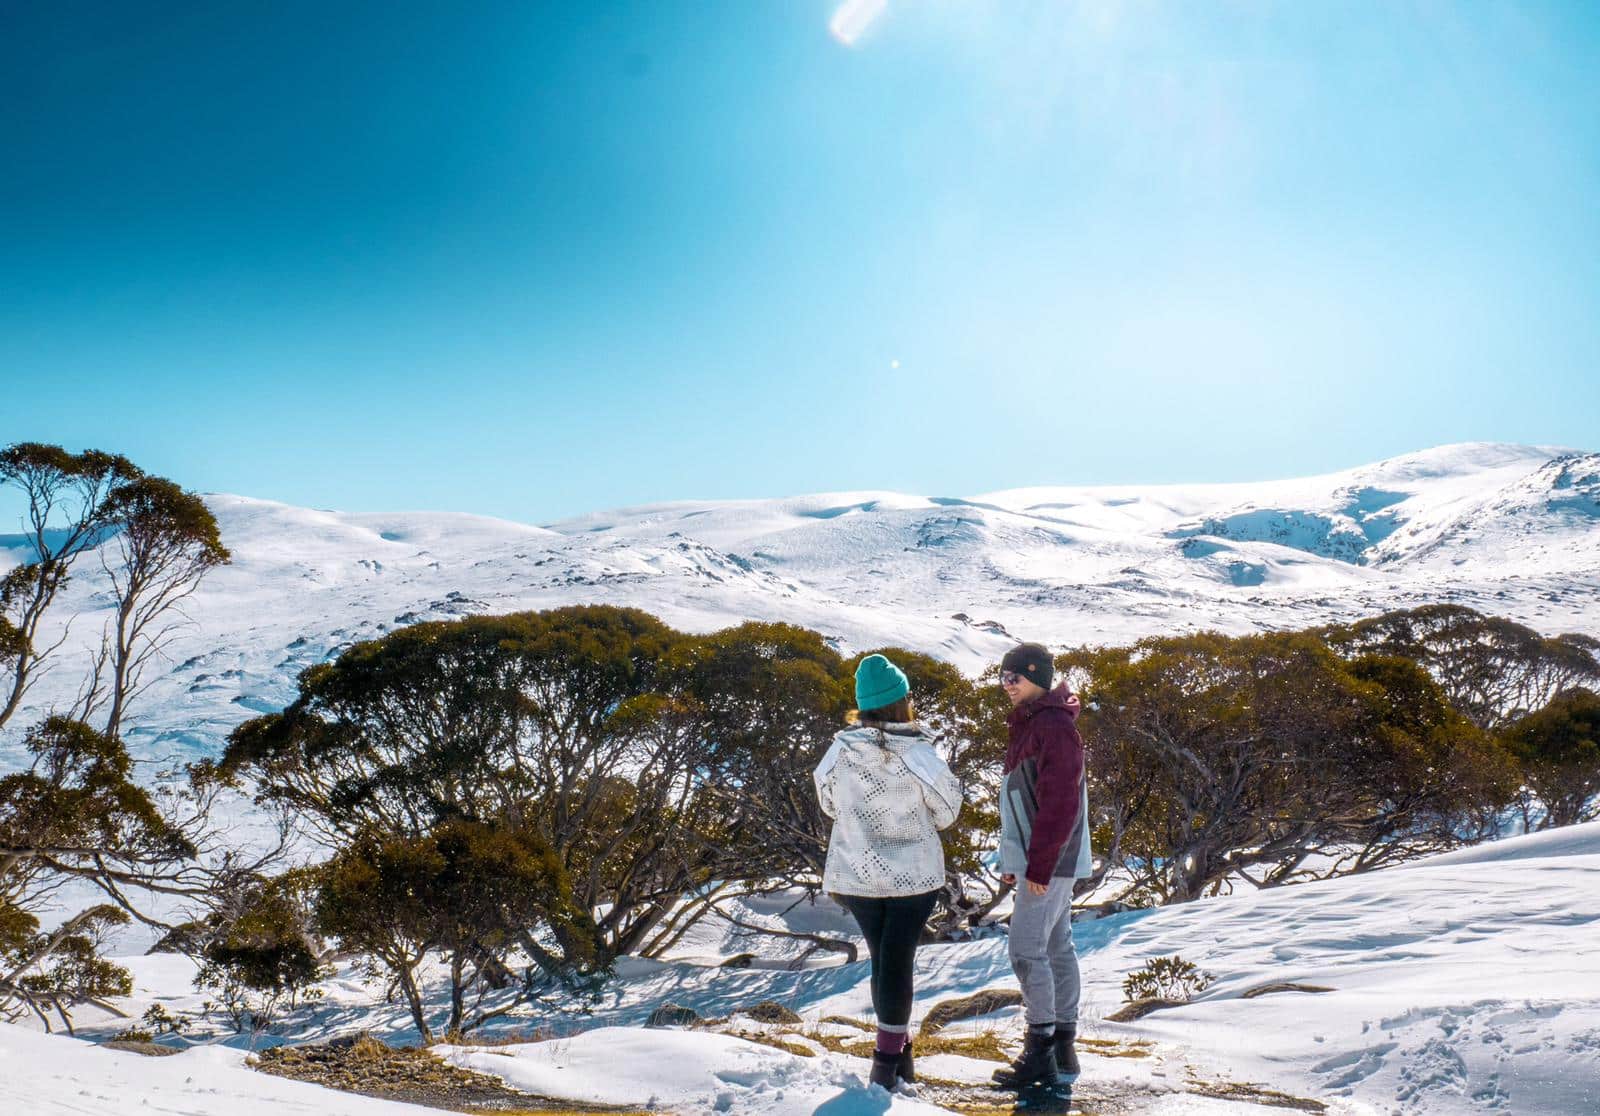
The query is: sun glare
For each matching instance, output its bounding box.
[830,0,887,47]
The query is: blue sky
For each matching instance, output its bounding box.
[4,1,1598,522]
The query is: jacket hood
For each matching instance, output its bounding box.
[833,722,930,748]
[1009,683,1080,726]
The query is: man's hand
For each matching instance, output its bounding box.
[1001,874,1049,896]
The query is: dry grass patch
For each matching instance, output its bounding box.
[912,1030,1011,1063]
[820,1014,874,1031]
[102,1039,181,1057]
[459,1026,563,1047]
[927,1100,1099,1116]
[1077,1035,1154,1059]
[718,1029,818,1058]
[920,989,1023,1037]
[1104,996,1186,1022]
[1185,1077,1328,1112]
[1239,982,1336,1000]
[796,1027,875,1057]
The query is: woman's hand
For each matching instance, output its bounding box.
[1000,873,1015,886]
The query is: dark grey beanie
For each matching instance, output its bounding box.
[1001,642,1054,690]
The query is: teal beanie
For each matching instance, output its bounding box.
[855,653,910,712]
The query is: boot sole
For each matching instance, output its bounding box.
[990,1074,1060,1091]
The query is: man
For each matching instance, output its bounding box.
[991,641,1092,1092]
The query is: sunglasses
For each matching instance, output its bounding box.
[1000,670,1026,687]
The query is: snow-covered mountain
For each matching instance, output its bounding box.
[3,441,1598,773]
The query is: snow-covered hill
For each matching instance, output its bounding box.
[11,818,1598,1114]
[3,441,1597,775]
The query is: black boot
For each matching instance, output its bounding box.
[991,1027,1059,1090]
[869,1050,900,1091]
[1054,1025,1080,1082]
[896,1040,915,1085]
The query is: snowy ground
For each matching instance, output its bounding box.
[11,821,1598,1114]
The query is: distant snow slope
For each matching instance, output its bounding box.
[2,442,1597,778]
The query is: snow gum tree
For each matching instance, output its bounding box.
[1502,687,1600,829]
[0,443,140,730]
[192,869,325,1034]
[0,442,233,1031]
[222,607,704,970]
[644,621,848,952]
[1071,631,1516,904]
[219,597,1598,1012]
[0,717,194,1029]
[93,476,231,738]
[314,819,591,1042]
[1329,605,1600,730]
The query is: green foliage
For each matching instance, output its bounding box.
[0,564,35,665]
[314,819,592,1041]
[1502,688,1600,829]
[0,442,141,486]
[0,716,193,862]
[667,621,850,882]
[1072,629,1519,902]
[1329,605,1600,730]
[1122,955,1214,1003]
[103,476,230,567]
[195,871,326,1034]
[143,1002,189,1035]
[111,1004,192,1043]
[0,717,195,1028]
[12,905,135,1017]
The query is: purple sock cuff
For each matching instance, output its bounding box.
[875,1027,909,1055]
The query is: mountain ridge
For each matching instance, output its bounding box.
[3,441,1596,772]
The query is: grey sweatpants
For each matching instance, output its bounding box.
[1008,876,1081,1026]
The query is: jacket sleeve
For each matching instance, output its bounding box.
[814,739,844,819]
[903,743,964,830]
[1024,711,1085,886]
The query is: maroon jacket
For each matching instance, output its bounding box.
[1003,683,1086,886]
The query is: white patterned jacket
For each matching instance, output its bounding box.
[814,722,963,898]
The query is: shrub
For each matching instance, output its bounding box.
[195,872,326,1033]
[314,818,594,1042]
[1121,955,1214,1003]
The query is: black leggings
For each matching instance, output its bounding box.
[837,890,940,1028]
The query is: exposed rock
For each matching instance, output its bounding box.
[645,1002,702,1028]
[741,1000,800,1025]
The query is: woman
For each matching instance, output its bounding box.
[815,653,964,1091]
